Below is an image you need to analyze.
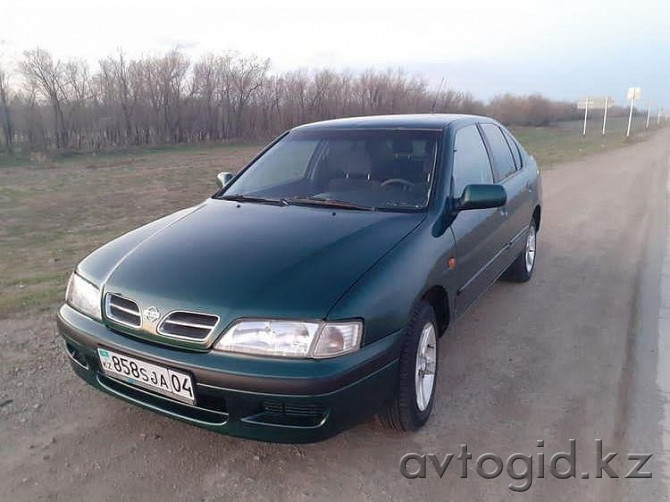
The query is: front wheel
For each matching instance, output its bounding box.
[503,219,537,282]
[378,302,439,431]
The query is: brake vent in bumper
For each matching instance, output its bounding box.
[158,311,219,340]
[263,401,327,418]
[245,401,329,428]
[105,294,141,327]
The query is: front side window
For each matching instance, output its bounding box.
[221,129,442,211]
[481,123,516,180]
[452,125,493,197]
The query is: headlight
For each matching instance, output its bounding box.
[66,272,102,321]
[213,320,362,359]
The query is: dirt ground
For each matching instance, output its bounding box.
[1,129,669,501]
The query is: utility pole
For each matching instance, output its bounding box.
[646,101,652,129]
[602,96,609,136]
[659,107,663,126]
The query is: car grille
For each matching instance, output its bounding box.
[158,311,219,340]
[105,294,141,327]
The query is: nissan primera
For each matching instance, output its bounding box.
[58,114,541,443]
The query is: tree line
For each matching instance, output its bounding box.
[0,48,627,154]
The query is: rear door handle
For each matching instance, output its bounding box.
[499,206,508,217]
[525,181,533,192]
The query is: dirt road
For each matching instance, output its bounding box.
[1,130,669,501]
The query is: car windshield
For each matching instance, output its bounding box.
[219,129,442,211]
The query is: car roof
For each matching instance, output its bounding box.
[291,114,491,132]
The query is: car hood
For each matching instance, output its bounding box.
[80,199,424,340]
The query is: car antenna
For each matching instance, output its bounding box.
[431,77,446,114]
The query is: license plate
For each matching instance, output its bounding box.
[97,348,195,405]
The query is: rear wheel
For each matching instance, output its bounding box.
[378,301,439,431]
[503,219,537,282]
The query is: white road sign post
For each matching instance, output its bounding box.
[600,96,615,135]
[577,97,591,136]
[646,101,652,129]
[659,107,663,126]
[626,87,641,138]
[577,96,614,136]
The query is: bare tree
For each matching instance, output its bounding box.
[20,49,70,149]
[192,53,221,140]
[228,55,270,136]
[1,47,585,154]
[0,63,13,153]
[62,59,92,148]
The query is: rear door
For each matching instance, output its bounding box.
[480,123,530,263]
[450,125,505,314]
[501,126,536,255]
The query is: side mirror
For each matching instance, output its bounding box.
[456,184,507,211]
[216,171,235,189]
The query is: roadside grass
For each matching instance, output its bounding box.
[0,143,261,317]
[510,115,657,167]
[0,121,664,318]
[0,139,260,170]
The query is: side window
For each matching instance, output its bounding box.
[502,128,522,169]
[452,125,493,196]
[481,124,516,180]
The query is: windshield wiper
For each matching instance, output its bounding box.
[284,196,375,211]
[219,194,287,206]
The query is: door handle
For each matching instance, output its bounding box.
[525,181,533,192]
[499,206,508,217]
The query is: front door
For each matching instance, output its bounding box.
[450,124,506,315]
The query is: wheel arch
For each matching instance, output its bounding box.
[420,286,450,337]
[533,205,541,231]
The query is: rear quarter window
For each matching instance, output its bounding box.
[502,128,522,169]
[481,123,517,180]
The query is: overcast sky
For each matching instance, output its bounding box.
[2,0,669,107]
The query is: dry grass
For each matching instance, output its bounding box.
[510,115,658,166]
[0,143,261,317]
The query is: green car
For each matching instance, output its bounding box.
[58,114,541,443]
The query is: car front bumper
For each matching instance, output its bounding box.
[57,304,403,443]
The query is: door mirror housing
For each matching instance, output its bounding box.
[217,172,235,189]
[456,184,507,212]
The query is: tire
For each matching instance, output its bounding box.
[378,301,439,431]
[503,219,537,282]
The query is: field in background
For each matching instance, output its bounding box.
[510,115,655,166]
[0,143,261,317]
[0,120,662,318]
